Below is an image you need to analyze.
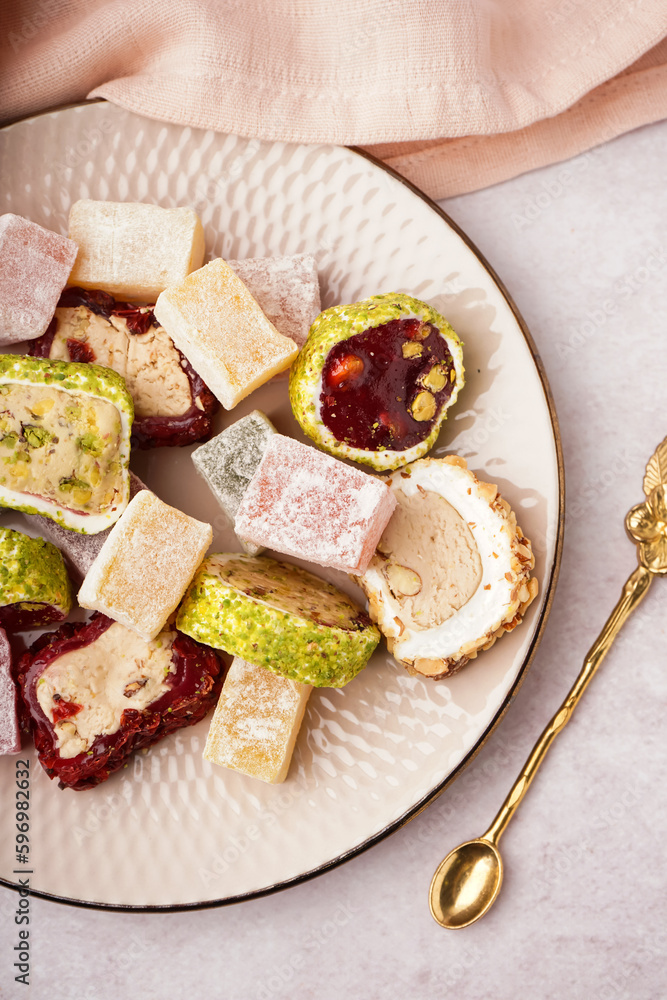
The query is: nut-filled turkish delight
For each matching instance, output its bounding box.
[0,527,72,630]
[30,287,218,449]
[16,613,228,789]
[0,355,133,533]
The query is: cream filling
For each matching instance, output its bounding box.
[36,623,176,758]
[0,382,124,513]
[377,489,482,631]
[363,461,519,662]
[51,307,193,418]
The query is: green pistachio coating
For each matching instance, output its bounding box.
[176,554,380,687]
[289,292,464,471]
[0,355,133,532]
[0,526,72,622]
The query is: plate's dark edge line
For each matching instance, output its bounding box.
[0,102,565,914]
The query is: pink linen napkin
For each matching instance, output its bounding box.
[1,1,666,198]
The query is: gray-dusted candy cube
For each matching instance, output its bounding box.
[24,471,149,582]
[192,410,276,555]
[0,628,20,754]
[226,254,321,350]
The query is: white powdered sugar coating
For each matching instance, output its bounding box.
[0,214,77,345]
[227,254,321,349]
[154,258,298,409]
[191,410,276,554]
[78,490,212,641]
[0,628,20,755]
[24,472,148,582]
[234,435,396,574]
[204,656,312,783]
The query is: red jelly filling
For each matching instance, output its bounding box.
[320,318,455,452]
[30,288,219,450]
[0,602,68,632]
[16,614,229,790]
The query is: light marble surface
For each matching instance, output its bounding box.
[1,119,666,1000]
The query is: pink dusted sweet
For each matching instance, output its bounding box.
[234,435,397,575]
[0,628,21,754]
[0,214,78,345]
[226,254,321,350]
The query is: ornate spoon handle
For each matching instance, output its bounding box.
[483,564,653,845]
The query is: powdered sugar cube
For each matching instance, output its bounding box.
[0,214,77,345]
[0,629,20,755]
[204,656,311,783]
[78,490,212,641]
[234,435,397,574]
[227,254,320,350]
[25,471,148,582]
[68,200,205,300]
[154,258,299,409]
[192,410,276,555]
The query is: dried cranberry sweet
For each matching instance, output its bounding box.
[16,614,229,790]
[320,318,455,452]
[29,288,219,449]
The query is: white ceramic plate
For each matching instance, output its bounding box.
[0,102,562,909]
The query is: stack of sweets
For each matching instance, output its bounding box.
[25,471,149,582]
[68,200,205,300]
[227,254,321,350]
[154,258,298,409]
[234,435,397,574]
[0,214,78,345]
[0,629,20,754]
[191,410,276,554]
[204,656,312,784]
[78,490,212,641]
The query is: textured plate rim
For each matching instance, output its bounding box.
[0,99,564,912]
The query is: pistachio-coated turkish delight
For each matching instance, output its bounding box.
[0,527,73,630]
[176,554,380,688]
[289,292,464,471]
[0,354,133,533]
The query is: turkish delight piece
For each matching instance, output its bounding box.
[289,292,465,471]
[191,410,276,555]
[227,254,321,350]
[16,613,228,789]
[204,656,311,784]
[0,629,21,754]
[154,258,299,409]
[29,287,218,449]
[68,200,205,301]
[359,456,538,680]
[0,354,133,533]
[0,527,72,630]
[0,214,77,345]
[177,553,380,688]
[78,490,212,641]
[234,435,397,575]
[24,471,148,583]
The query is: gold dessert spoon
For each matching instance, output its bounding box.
[429,436,667,928]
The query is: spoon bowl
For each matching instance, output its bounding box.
[429,838,503,929]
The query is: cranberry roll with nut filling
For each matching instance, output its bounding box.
[289,293,464,471]
[16,613,228,790]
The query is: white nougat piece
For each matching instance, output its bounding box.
[154,258,299,409]
[78,490,212,641]
[68,200,205,300]
[204,657,312,784]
